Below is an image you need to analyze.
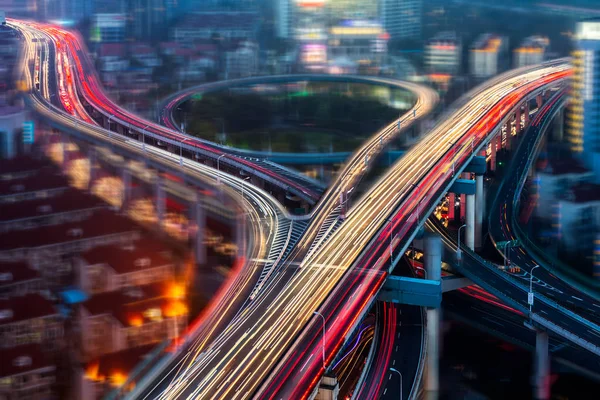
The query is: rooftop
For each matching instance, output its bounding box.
[176,11,258,31]
[0,168,68,197]
[0,294,57,325]
[85,343,156,382]
[541,158,591,176]
[80,241,173,274]
[471,34,505,52]
[0,344,54,378]
[0,189,107,222]
[0,156,53,177]
[564,182,600,203]
[0,209,138,252]
[0,261,40,286]
[82,283,186,327]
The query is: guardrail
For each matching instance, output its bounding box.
[532,314,600,356]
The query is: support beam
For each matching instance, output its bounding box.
[121,169,132,212]
[424,233,441,400]
[155,176,166,229]
[465,193,475,250]
[475,174,484,250]
[553,108,564,142]
[194,201,206,265]
[534,330,550,400]
[447,192,455,221]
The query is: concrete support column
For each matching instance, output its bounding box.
[465,194,475,250]
[460,193,466,220]
[88,150,97,192]
[121,169,132,212]
[424,234,441,400]
[515,107,522,135]
[194,201,206,265]
[524,101,530,127]
[236,212,246,259]
[533,330,550,400]
[536,94,543,109]
[155,176,166,229]
[475,174,484,250]
[553,108,564,142]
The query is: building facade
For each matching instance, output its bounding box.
[567,19,600,181]
[469,34,508,79]
[513,35,549,69]
[378,0,421,41]
[425,31,461,75]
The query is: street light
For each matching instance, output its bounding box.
[313,311,326,370]
[217,154,226,185]
[389,367,403,400]
[179,138,189,166]
[529,265,540,315]
[457,223,467,262]
[240,175,251,203]
[107,114,115,136]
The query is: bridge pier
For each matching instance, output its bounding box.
[155,176,166,229]
[489,134,498,172]
[424,233,442,400]
[475,174,484,250]
[87,149,97,192]
[553,108,564,142]
[533,330,550,400]
[536,94,543,109]
[121,168,132,212]
[447,192,455,222]
[191,197,207,265]
[449,178,476,251]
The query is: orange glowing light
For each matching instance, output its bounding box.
[163,300,188,318]
[167,282,186,300]
[129,315,143,327]
[85,362,100,381]
[110,371,127,387]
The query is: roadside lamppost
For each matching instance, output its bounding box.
[314,311,326,370]
[142,124,149,152]
[529,265,540,316]
[457,223,467,262]
[390,367,403,400]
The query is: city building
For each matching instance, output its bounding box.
[0,344,56,400]
[0,164,69,204]
[469,34,508,79]
[128,0,180,40]
[557,182,600,251]
[170,11,258,44]
[424,31,462,75]
[0,261,42,298]
[92,14,127,43]
[77,242,175,295]
[327,0,378,22]
[294,1,328,71]
[224,41,259,79]
[535,158,594,220]
[0,188,107,233]
[513,35,549,68]
[328,20,388,68]
[378,0,422,41]
[567,19,600,181]
[0,209,140,282]
[79,344,156,399]
[0,294,63,349]
[0,103,25,159]
[275,0,293,39]
[78,283,187,360]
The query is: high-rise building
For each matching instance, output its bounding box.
[568,19,600,180]
[275,0,293,38]
[469,34,508,79]
[512,35,549,69]
[326,0,378,22]
[378,0,422,41]
[425,31,461,75]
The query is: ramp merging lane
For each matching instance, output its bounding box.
[144,62,572,399]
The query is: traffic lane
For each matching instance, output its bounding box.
[380,304,423,400]
[461,252,600,349]
[444,291,600,376]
